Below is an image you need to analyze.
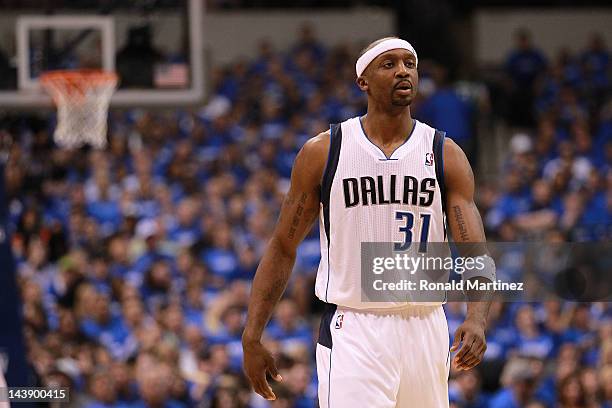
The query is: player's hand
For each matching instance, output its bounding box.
[450,319,487,371]
[242,338,282,400]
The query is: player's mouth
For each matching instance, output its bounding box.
[394,87,412,95]
[394,81,413,95]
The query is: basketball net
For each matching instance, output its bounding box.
[40,70,118,149]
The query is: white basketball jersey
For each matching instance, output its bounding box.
[315,116,447,310]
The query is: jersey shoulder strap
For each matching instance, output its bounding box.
[433,129,447,217]
[320,123,343,240]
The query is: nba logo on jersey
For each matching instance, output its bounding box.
[425,152,434,166]
[335,314,344,329]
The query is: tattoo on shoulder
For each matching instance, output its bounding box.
[452,205,470,241]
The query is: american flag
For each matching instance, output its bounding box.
[154,63,189,88]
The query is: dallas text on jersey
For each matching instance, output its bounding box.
[342,175,436,208]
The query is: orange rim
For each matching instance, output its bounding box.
[40,69,117,102]
[40,69,118,84]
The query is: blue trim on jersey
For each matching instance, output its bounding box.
[324,126,332,302]
[440,144,444,175]
[433,130,447,231]
[358,116,417,160]
[317,304,335,405]
[318,303,337,348]
[321,125,334,191]
[438,133,445,200]
[321,124,343,302]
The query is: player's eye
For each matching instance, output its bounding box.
[383,61,394,68]
[404,61,415,68]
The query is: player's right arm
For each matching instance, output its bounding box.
[242,131,329,401]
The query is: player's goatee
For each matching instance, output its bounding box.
[392,98,412,106]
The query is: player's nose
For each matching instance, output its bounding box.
[395,63,409,78]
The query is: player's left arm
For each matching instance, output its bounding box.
[443,138,493,371]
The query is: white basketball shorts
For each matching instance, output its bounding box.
[316,304,450,408]
[0,369,9,408]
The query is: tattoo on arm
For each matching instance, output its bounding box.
[287,193,308,239]
[452,205,470,241]
[261,272,289,303]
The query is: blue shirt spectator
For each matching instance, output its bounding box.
[488,387,521,408]
[581,34,610,85]
[417,87,473,146]
[505,30,547,86]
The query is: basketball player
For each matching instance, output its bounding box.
[242,37,494,407]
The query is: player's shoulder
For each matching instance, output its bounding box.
[292,130,330,184]
[301,116,355,159]
[441,137,473,188]
[300,130,330,164]
[442,137,464,160]
[303,129,330,154]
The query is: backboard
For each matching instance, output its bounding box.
[0,0,204,107]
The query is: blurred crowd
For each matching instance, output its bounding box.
[0,25,610,408]
[481,30,612,243]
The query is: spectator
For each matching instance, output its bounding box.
[556,373,587,408]
[514,304,554,360]
[133,364,186,408]
[449,370,488,408]
[486,169,531,231]
[116,25,163,88]
[267,299,312,355]
[84,369,126,408]
[415,63,476,163]
[581,33,609,89]
[489,357,540,408]
[504,29,547,126]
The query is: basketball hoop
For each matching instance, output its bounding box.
[40,70,118,149]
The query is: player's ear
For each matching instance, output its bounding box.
[356,76,368,91]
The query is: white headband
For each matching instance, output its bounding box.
[355,38,418,77]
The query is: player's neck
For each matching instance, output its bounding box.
[362,106,414,145]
